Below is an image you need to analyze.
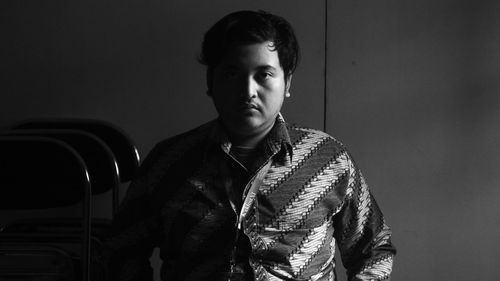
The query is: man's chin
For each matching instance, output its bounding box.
[236,121,262,133]
[226,118,263,134]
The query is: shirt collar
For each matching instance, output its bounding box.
[208,113,293,163]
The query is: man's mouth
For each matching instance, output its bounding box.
[238,103,259,111]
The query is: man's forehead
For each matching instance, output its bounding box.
[218,41,281,68]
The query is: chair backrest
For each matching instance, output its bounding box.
[11,118,140,182]
[0,135,92,281]
[0,129,119,195]
[0,136,91,209]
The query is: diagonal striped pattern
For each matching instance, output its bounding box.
[260,132,330,196]
[348,174,372,240]
[308,245,336,281]
[267,274,287,281]
[372,222,393,249]
[253,264,267,281]
[356,254,394,280]
[288,220,331,276]
[255,153,350,251]
[339,170,375,256]
[109,118,395,281]
[249,128,394,280]
[267,152,350,232]
[245,206,269,251]
[309,258,335,281]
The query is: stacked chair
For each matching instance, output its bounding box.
[0,118,141,281]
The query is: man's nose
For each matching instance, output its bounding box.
[241,77,258,100]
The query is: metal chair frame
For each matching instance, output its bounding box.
[0,136,92,281]
[10,118,141,216]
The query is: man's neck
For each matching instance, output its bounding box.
[230,122,275,148]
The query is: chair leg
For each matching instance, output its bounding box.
[112,184,119,218]
[81,182,92,281]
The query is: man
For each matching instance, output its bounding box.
[106,10,396,281]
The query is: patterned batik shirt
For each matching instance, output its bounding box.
[106,114,396,281]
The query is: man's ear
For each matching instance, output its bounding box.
[206,69,213,96]
[285,74,293,95]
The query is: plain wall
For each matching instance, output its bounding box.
[1,1,500,280]
[327,0,500,280]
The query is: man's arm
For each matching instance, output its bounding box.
[334,155,396,281]
[103,145,164,281]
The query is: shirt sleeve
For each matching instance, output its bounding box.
[333,154,396,281]
[103,144,164,281]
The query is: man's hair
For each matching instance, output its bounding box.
[199,10,300,80]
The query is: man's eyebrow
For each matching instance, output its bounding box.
[256,65,277,71]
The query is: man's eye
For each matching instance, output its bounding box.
[257,72,273,80]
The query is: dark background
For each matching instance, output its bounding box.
[1,0,499,280]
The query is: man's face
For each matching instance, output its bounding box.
[210,41,291,142]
